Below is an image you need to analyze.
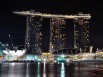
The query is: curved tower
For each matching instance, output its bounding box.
[49,18,66,52]
[74,13,90,52]
[25,15,42,54]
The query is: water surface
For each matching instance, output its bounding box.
[0,62,103,77]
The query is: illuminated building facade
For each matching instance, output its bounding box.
[49,18,66,52]
[74,14,90,52]
[14,10,91,54]
[25,15,42,54]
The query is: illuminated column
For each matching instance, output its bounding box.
[60,19,66,50]
[49,18,66,52]
[25,15,42,54]
[49,18,61,52]
[73,18,80,49]
[82,19,90,52]
[73,19,77,49]
[49,18,54,53]
[74,17,90,52]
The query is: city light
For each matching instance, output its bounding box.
[60,63,65,77]
[13,11,91,19]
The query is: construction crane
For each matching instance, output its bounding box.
[8,34,13,48]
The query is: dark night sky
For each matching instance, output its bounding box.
[0,0,103,50]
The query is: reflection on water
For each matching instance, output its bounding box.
[0,63,26,77]
[43,62,46,77]
[26,63,29,77]
[0,62,103,77]
[60,63,65,77]
[37,62,40,77]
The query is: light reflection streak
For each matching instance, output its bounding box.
[8,63,25,77]
[26,63,29,77]
[1,63,7,77]
[11,63,15,66]
[43,62,46,77]
[60,63,65,77]
[37,62,40,77]
[48,63,55,77]
[8,63,16,77]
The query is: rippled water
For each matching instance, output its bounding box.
[0,62,103,77]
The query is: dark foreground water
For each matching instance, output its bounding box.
[0,62,103,77]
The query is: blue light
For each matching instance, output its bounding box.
[2,59,6,62]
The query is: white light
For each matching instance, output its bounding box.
[61,55,65,57]
[3,50,26,57]
[11,63,15,66]
[43,59,46,62]
[54,60,56,63]
[43,62,46,77]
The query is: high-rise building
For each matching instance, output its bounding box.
[49,18,66,52]
[25,15,42,54]
[74,13,90,52]
[13,10,91,54]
